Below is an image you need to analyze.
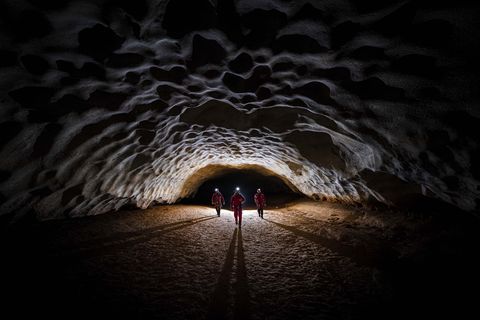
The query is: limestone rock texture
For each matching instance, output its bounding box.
[0,0,479,221]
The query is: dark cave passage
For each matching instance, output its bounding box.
[1,0,480,319]
[180,169,303,208]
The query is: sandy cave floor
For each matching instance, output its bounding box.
[2,200,480,320]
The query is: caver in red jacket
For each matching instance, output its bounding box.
[254,189,266,218]
[254,192,266,209]
[211,190,225,216]
[211,191,225,208]
[230,192,246,226]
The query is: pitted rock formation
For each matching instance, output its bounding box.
[0,0,479,221]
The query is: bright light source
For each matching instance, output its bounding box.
[236,187,240,191]
[214,188,219,192]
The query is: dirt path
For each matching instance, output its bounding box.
[2,201,479,319]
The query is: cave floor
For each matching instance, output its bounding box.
[2,201,480,320]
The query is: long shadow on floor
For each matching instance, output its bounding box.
[61,215,214,249]
[55,216,216,259]
[234,228,251,320]
[206,228,237,320]
[206,228,252,320]
[264,218,397,269]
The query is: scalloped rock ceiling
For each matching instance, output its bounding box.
[0,0,479,220]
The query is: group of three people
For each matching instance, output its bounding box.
[211,187,266,228]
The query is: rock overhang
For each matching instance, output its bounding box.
[0,0,479,222]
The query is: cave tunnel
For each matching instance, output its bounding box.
[180,167,303,208]
[1,0,480,319]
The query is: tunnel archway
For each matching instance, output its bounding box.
[179,165,303,208]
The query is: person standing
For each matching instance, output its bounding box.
[211,188,225,217]
[230,187,246,227]
[254,188,266,218]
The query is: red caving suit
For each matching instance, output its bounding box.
[211,192,225,208]
[254,192,266,209]
[230,192,246,225]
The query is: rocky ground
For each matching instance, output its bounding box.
[2,200,479,319]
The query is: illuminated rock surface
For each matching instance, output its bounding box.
[0,0,479,222]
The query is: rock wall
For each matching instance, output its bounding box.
[0,0,479,221]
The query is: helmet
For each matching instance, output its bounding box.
[257,188,261,193]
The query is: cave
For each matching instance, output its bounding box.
[180,166,303,207]
[1,0,480,319]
